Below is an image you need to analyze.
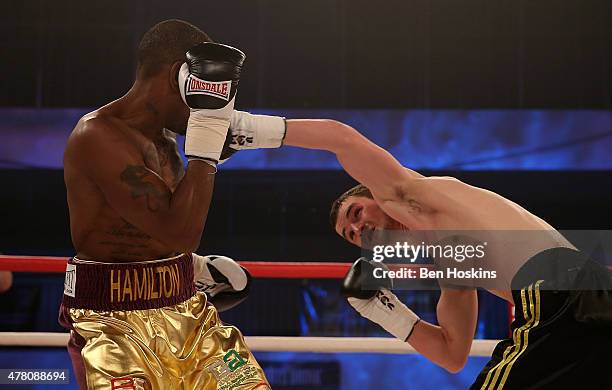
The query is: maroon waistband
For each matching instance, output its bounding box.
[61,254,196,311]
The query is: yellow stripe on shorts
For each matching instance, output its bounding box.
[497,280,543,388]
[479,282,540,390]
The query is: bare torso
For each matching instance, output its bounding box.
[64,107,185,262]
[378,177,574,302]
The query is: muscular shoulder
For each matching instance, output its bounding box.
[64,114,144,186]
[383,176,463,202]
[66,113,135,160]
[377,176,471,216]
[422,176,502,201]
[68,113,125,146]
[410,176,511,214]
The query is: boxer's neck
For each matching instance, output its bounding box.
[117,79,170,140]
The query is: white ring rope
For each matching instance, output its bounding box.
[0,332,498,356]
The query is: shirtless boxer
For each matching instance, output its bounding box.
[219,114,612,389]
[61,20,269,389]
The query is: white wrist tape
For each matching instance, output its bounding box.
[230,110,286,149]
[348,288,420,341]
[184,106,233,163]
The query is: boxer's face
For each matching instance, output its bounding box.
[165,62,190,135]
[165,100,189,135]
[334,196,402,248]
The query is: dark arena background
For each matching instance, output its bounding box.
[1,1,611,389]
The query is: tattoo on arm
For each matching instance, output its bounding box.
[407,199,422,214]
[153,136,185,184]
[172,151,186,181]
[163,137,186,183]
[394,186,422,214]
[152,138,169,168]
[120,165,170,212]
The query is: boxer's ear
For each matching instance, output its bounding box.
[169,61,183,90]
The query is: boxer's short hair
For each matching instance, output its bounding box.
[329,184,373,228]
[137,19,211,78]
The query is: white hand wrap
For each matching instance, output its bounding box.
[229,110,286,149]
[184,107,232,164]
[348,288,420,341]
[179,63,235,164]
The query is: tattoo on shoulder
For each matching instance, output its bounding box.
[394,185,407,200]
[407,199,422,214]
[171,151,186,182]
[120,165,169,212]
[152,138,169,168]
[394,186,422,214]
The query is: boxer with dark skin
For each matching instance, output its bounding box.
[0,271,12,293]
[60,20,270,389]
[63,22,213,262]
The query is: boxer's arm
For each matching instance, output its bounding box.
[283,120,425,202]
[69,119,214,252]
[0,271,12,293]
[407,289,478,372]
[344,258,477,372]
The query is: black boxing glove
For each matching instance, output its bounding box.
[178,43,246,166]
[342,257,394,299]
[192,254,251,312]
[342,258,420,341]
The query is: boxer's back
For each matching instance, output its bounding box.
[379,176,575,300]
[64,106,184,262]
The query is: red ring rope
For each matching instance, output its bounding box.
[1,255,608,278]
[0,255,356,278]
[0,255,438,278]
[12,254,601,336]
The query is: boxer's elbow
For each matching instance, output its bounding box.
[161,229,202,255]
[174,236,202,254]
[326,120,360,153]
[182,224,206,252]
[442,352,468,373]
[437,328,468,373]
[182,239,202,254]
[0,271,13,293]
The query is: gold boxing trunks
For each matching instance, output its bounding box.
[58,254,270,390]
